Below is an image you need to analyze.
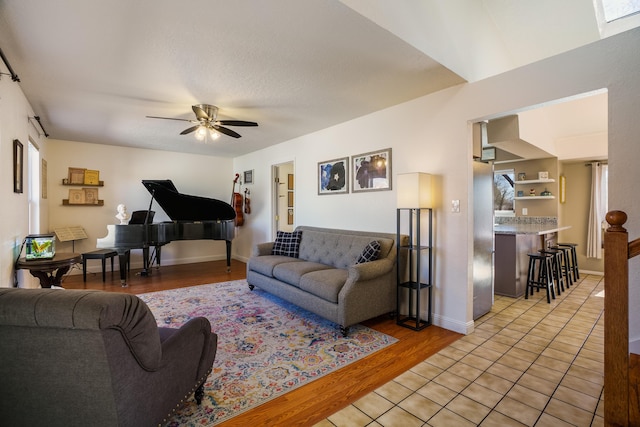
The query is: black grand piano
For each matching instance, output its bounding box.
[97,179,236,286]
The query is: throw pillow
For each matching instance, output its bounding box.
[272,230,302,258]
[356,240,381,264]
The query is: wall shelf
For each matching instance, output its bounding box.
[515,196,555,200]
[515,179,555,185]
[62,180,103,187]
[62,199,104,206]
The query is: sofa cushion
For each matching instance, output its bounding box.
[356,240,381,264]
[299,231,388,268]
[299,269,348,303]
[273,261,333,287]
[247,255,304,277]
[272,230,302,257]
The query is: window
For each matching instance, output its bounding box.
[601,0,640,22]
[494,169,515,216]
[595,0,640,37]
[28,140,41,233]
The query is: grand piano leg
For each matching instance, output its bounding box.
[118,252,128,287]
[226,240,232,272]
[140,246,150,276]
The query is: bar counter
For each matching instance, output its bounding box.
[493,223,571,298]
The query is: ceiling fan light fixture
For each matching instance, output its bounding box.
[148,103,257,140]
[195,126,207,141]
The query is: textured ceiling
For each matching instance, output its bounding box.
[0,0,632,158]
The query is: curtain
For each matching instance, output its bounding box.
[587,162,608,259]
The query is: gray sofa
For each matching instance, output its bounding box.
[0,288,217,427]
[246,226,407,335]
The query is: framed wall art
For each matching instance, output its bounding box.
[243,169,254,184]
[351,148,392,193]
[13,139,23,193]
[68,189,85,204]
[318,157,348,195]
[41,159,48,199]
[68,167,86,185]
[83,188,99,205]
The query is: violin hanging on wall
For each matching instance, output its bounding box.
[231,174,244,226]
[244,189,251,215]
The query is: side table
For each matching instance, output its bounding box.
[15,253,82,288]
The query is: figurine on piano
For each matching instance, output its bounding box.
[116,204,130,225]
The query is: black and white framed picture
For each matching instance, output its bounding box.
[351,148,392,193]
[13,139,23,193]
[243,169,254,184]
[318,157,348,195]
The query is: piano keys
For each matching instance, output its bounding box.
[97,179,236,286]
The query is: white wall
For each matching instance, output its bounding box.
[235,28,640,338]
[44,139,234,277]
[0,71,49,288]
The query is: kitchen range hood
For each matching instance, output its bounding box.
[486,115,553,160]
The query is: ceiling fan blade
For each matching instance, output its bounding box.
[180,125,200,135]
[218,120,258,127]
[146,116,194,122]
[213,125,241,138]
[192,105,210,121]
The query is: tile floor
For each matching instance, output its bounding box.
[315,273,605,427]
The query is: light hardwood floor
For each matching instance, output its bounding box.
[62,259,461,426]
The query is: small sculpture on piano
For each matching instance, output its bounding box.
[115,204,130,225]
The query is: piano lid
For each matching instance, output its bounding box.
[142,179,236,222]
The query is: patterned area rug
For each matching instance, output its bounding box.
[138,280,397,426]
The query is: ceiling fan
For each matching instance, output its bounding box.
[147,104,258,140]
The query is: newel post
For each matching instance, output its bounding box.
[604,210,629,426]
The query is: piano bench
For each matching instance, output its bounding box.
[82,249,119,282]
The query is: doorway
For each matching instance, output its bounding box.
[272,161,294,237]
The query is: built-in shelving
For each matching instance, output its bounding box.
[515,196,555,200]
[515,178,555,185]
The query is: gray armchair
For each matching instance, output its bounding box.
[0,288,217,427]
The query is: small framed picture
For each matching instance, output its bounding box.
[351,148,392,193]
[68,189,85,204]
[318,157,348,195]
[41,159,48,199]
[68,167,86,185]
[518,172,527,181]
[243,170,254,184]
[13,139,23,193]
[538,171,549,180]
[83,188,99,204]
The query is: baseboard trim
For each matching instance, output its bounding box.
[433,313,474,335]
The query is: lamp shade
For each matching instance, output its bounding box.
[397,172,432,208]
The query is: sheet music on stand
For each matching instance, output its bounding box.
[54,226,88,252]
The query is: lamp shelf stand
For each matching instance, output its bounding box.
[396,207,433,331]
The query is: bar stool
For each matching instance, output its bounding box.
[550,245,573,288]
[526,253,556,303]
[557,243,579,281]
[539,248,566,295]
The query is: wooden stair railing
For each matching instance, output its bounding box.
[604,210,640,427]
